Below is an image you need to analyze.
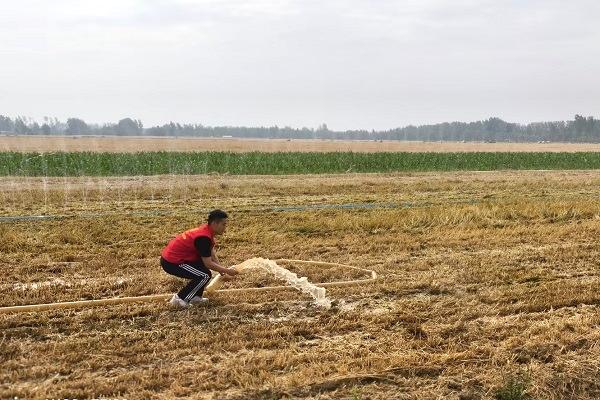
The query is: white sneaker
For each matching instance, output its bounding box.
[189,296,209,305]
[169,294,190,308]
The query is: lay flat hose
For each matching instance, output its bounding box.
[0,259,377,314]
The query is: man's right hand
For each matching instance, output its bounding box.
[224,267,239,276]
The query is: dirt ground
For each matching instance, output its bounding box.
[2,134,600,153]
[1,170,600,399]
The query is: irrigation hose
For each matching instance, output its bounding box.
[0,259,377,314]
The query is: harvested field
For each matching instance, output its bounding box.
[1,170,600,399]
[3,135,600,153]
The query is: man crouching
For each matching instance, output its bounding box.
[160,209,238,308]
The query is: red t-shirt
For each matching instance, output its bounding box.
[161,224,215,264]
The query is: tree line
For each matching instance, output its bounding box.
[1,115,599,143]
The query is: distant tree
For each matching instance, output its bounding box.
[317,123,329,132]
[572,114,586,136]
[14,117,30,134]
[116,118,143,135]
[66,118,90,135]
[41,123,52,135]
[30,122,41,135]
[0,115,14,132]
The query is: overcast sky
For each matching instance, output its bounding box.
[1,0,599,130]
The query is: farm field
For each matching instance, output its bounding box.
[3,134,600,153]
[1,170,600,399]
[3,151,600,176]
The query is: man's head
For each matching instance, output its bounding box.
[207,209,228,235]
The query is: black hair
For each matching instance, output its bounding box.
[208,209,228,224]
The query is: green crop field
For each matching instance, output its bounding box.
[1,151,600,176]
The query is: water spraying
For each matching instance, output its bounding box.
[206,257,332,309]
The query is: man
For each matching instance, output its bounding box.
[161,209,238,308]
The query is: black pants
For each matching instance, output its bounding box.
[161,257,212,302]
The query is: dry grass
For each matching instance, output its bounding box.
[3,135,600,153]
[1,170,600,399]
